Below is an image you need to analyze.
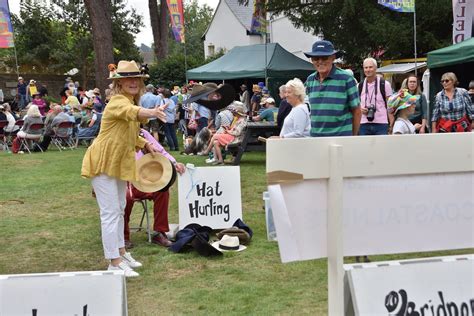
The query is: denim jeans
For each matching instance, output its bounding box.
[19,94,28,109]
[164,122,179,150]
[359,123,389,135]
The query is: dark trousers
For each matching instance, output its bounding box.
[197,117,208,133]
[164,122,179,150]
[359,123,388,135]
[124,186,170,242]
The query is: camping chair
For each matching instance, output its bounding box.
[17,123,44,154]
[4,119,23,149]
[127,184,152,243]
[0,120,8,151]
[51,121,75,151]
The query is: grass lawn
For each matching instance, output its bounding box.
[0,146,471,315]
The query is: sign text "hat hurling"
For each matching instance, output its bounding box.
[188,181,230,222]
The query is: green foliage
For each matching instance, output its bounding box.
[8,0,143,75]
[148,53,203,87]
[268,0,452,66]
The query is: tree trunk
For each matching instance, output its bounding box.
[84,0,114,94]
[149,0,168,60]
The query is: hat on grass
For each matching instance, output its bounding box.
[387,89,419,114]
[212,235,246,252]
[132,153,176,193]
[108,60,148,79]
[304,40,341,58]
[216,227,251,245]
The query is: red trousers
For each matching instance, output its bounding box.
[124,184,170,242]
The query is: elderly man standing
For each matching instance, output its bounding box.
[140,84,162,141]
[359,57,393,135]
[304,40,361,137]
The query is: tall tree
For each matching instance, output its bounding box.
[83,0,114,94]
[149,0,169,60]
[267,0,452,66]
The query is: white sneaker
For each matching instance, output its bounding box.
[108,262,139,278]
[121,252,143,268]
[205,158,216,164]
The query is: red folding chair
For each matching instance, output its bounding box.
[51,121,75,151]
[17,123,44,154]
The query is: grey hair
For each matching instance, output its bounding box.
[363,57,378,69]
[279,85,287,92]
[285,78,306,102]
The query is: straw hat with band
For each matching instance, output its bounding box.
[132,153,177,193]
[183,83,236,111]
[108,60,149,80]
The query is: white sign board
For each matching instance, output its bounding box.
[346,255,474,316]
[268,172,474,263]
[178,166,242,229]
[0,271,127,316]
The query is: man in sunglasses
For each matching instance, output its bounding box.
[304,40,361,137]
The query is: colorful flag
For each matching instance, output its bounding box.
[452,0,474,44]
[377,0,415,13]
[0,0,14,48]
[167,0,185,43]
[250,0,267,35]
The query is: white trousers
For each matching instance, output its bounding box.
[91,174,127,259]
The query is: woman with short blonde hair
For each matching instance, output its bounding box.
[17,104,43,140]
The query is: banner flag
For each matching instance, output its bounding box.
[452,0,474,44]
[0,0,14,48]
[377,0,415,13]
[167,0,185,43]
[250,0,267,35]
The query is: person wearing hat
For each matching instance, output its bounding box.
[123,128,185,248]
[304,40,361,137]
[92,88,105,113]
[252,97,277,122]
[200,101,248,165]
[81,60,168,277]
[26,79,38,103]
[190,83,215,132]
[17,77,28,110]
[31,91,47,116]
[239,84,250,111]
[250,84,262,115]
[388,90,420,135]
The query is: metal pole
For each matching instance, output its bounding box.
[413,5,417,77]
[264,32,268,87]
[184,41,188,84]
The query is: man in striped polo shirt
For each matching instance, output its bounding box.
[304,40,361,137]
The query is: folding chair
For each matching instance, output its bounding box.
[51,121,75,151]
[127,184,152,243]
[17,123,44,154]
[4,119,23,150]
[0,120,8,151]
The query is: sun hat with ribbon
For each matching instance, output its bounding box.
[132,153,176,193]
[387,89,420,114]
[108,60,148,79]
[212,235,246,252]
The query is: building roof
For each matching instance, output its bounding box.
[376,62,427,74]
[203,0,254,38]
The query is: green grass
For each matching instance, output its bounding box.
[0,147,471,315]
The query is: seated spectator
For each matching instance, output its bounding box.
[17,104,43,140]
[124,129,185,248]
[92,88,104,113]
[31,92,48,116]
[64,89,80,111]
[252,97,278,122]
[39,105,71,150]
[76,107,102,141]
[201,102,248,165]
[1,103,18,133]
[214,104,235,133]
[277,78,311,138]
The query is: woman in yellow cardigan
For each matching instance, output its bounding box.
[81,61,167,277]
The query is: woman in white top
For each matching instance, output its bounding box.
[278,78,311,138]
[388,89,421,135]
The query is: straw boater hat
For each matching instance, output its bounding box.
[108,60,148,80]
[132,153,177,193]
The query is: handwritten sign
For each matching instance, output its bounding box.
[0,271,127,315]
[178,166,242,229]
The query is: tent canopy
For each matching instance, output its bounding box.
[427,37,474,69]
[376,62,427,74]
[187,43,315,80]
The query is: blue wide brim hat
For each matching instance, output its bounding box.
[304,40,341,58]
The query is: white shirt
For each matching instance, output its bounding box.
[392,118,415,134]
[279,103,311,138]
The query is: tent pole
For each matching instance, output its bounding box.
[264,33,268,87]
[413,4,417,77]
[184,40,188,84]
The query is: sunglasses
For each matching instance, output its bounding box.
[441,79,451,83]
[311,56,330,61]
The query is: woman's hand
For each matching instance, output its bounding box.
[153,106,167,123]
[175,162,186,175]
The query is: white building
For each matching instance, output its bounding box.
[203,0,320,60]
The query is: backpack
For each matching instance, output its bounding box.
[358,78,388,107]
